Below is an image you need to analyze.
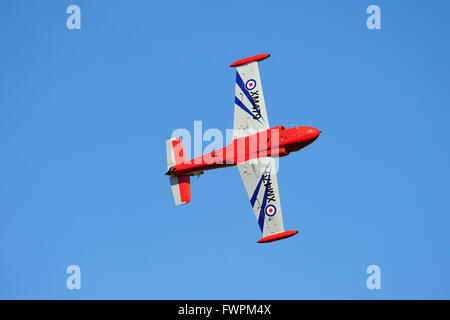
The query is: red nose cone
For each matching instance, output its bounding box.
[311,127,320,137]
[291,126,320,151]
[301,127,321,140]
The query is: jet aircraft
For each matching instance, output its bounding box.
[166,54,320,243]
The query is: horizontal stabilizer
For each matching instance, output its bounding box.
[169,175,191,206]
[166,137,191,206]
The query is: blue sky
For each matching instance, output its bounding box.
[1,0,449,299]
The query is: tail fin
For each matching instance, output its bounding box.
[166,138,191,206]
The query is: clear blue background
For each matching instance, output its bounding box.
[1,0,449,299]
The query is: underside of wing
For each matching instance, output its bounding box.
[237,157,285,237]
[232,55,298,243]
[231,54,271,139]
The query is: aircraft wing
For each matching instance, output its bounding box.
[230,54,271,138]
[237,157,287,239]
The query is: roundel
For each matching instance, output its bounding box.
[245,79,257,91]
[265,204,277,217]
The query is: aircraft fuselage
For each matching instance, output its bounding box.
[167,126,320,176]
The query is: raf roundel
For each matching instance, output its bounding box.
[265,204,277,217]
[245,79,257,91]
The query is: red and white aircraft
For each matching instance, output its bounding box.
[166,54,320,243]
